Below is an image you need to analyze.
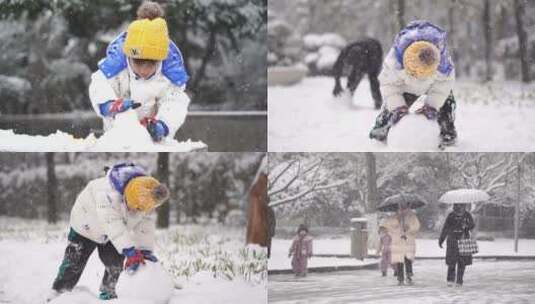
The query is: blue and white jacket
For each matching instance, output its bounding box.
[69,163,156,251]
[89,32,191,138]
[379,20,456,111]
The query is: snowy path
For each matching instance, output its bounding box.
[268,77,535,152]
[268,260,535,304]
[269,238,535,271]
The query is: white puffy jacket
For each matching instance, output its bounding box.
[88,61,190,139]
[379,48,455,111]
[69,176,156,251]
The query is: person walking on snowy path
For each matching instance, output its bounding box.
[378,225,393,277]
[382,201,421,285]
[439,203,475,287]
[89,1,190,143]
[47,163,169,301]
[289,224,313,277]
[369,20,457,148]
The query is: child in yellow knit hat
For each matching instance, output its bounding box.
[47,163,169,301]
[89,1,190,143]
[369,20,457,148]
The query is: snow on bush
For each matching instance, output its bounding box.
[303,33,347,75]
[116,262,174,304]
[158,225,267,284]
[0,75,32,113]
[268,18,303,67]
[316,45,341,71]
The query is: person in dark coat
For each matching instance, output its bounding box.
[332,38,383,109]
[438,203,475,287]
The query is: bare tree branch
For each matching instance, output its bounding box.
[268,159,298,191]
[269,180,348,208]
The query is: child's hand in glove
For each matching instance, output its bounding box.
[99,98,141,117]
[145,119,169,142]
[123,247,146,274]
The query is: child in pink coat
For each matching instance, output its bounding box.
[288,224,313,277]
[378,225,392,277]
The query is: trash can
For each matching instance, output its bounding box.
[350,217,368,260]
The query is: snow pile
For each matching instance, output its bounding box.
[0,111,206,152]
[388,114,440,151]
[116,262,174,304]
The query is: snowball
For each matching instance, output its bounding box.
[116,262,174,304]
[388,114,440,151]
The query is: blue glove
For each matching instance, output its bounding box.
[141,250,158,262]
[99,98,141,117]
[146,119,169,142]
[123,247,145,274]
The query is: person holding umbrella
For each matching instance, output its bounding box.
[379,194,422,285]
[438,203,475,287]
[438,189,487,287]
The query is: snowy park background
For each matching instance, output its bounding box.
[268,0,535,152]
[0,152,267,303]
[267,152,535,303]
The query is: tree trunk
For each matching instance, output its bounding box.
[189,30,217,92]
[514,0,530,83]
[365,152,379,251]
[397,0,405,31]
[483,0,493,82]
[365,153,378,212]
[46,152,58,224]
[156,152,170,228]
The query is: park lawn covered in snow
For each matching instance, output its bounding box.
[269,237,535,271]
[0,111,206,152]
[0,217,266,304]
[268,76,535,152]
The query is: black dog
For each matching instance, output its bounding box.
[332,38,383,109]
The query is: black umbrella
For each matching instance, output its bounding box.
[377,193,427,212]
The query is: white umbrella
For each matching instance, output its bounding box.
[439,189,490,204]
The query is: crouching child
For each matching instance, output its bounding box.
[369,20,457,147]
[89,1,190,142]
[47,163,169,301]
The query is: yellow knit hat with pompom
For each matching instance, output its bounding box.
[123,17,169,61]
[403,41,440,79]
[124,176,169,212]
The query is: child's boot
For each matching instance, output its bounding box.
[99,291,118,300]
[438,93,457,147]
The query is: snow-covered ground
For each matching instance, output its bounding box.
[269,237,535,271]
[0,111,206,152]
[268,77,535,152]
[269,259,535,304]
[0,217,266,304]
